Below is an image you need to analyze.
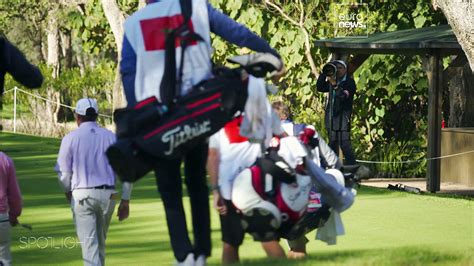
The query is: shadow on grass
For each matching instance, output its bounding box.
[226,246,470,266]
[106,239,173,255]
[359,184,473,201]
[357,185,397,196]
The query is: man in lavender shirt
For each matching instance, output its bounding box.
[0,152,22,265]
[56,98,132,266]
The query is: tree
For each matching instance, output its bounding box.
[432,0,474,72]
[432,0,474,127]
[100,0,127,110]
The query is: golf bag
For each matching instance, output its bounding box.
[107,68,247,182]
[231,148,334,241]
[231,136,356,242]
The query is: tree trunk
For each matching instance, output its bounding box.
[101,0,127,109]
[447,63,474,127]
[47,11,60,78]
[432,0,474,72]
[46,3,61,129]
[60,30,73,69]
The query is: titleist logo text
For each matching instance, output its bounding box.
[162,120,212,155]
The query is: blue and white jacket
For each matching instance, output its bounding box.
[121,0,280,107]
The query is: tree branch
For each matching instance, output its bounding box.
[263,0,299,27]
[298,0,304,25]
[264,0,319,78]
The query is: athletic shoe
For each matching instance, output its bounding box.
[175,253,194,266]
[195,255,206,266]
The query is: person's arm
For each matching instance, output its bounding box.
[56,136,73,202]
[117,182,132,221]
[207,148,226,215]
[0,37,43,89]
[207,148,220,192]
[207,4,280,59]
[6,156,22,226]
[316,73,330,92]
[207,133,227,215]
[339,78,356,100]
[120,35,137,106]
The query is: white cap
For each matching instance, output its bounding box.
[333,60,347,69]
[325,168,345,186]
[75,98,98,116]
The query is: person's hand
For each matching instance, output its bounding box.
[9,216,19,227]
[272,64,286,84]
[65,191,72,203]
[336,89,349,99]
[213,190,227,216]
[117,200,130,221]
[327,76,337,86]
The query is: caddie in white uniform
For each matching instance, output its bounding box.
[56,98,132,266]
[208,114,286,264]
[271,101,343,258]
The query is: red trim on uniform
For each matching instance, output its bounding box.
[143,103,221,139]
[140,14,197,51]
[223,116,248,144]
[133,97,157,110]
[186,92,221,109]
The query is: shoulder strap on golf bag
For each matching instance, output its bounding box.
[160,0,204,105]
[256,150,296,190]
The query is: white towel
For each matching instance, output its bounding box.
[315,210,345,245]
[240,76,282,146]
[277,136,308,169]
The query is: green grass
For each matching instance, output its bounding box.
[1,132,473,265]
[1,103,31,120]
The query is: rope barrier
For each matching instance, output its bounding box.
[356,150,474,164]
[3,87,113,118]
[1,88,14,94]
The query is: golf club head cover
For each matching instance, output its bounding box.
[304,157,354,212]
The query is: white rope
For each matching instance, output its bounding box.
[12,87,112,118]
[356,150,474,164]
[2,88,14,94]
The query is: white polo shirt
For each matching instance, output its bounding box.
[209,119,261,200]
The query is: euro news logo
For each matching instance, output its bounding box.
[333,3,369,38]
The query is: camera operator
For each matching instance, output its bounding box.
[316,60,356,165]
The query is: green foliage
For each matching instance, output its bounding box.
[3,61,115,122]
[209,0,446,177]
[1,0,450,177]
[367,140,427,178]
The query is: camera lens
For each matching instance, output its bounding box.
[322,63,337,77]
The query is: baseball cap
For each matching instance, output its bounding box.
[75,98,99,116]
[332,60,347,69]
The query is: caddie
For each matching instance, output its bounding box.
[120,0,284,265]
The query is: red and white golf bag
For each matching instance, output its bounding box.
[232,159,313,241]
[231,136,353,241]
